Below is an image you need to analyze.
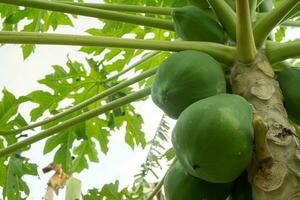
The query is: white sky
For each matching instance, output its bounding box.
[0,3,299,200]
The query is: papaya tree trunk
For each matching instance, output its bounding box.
[231,53,300,199]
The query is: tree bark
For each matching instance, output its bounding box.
[231,52,300,199]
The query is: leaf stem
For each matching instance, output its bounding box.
[266,40,300,64]
[236,0,257,63]
[0,88,151,157]
[104,51,161,83]
[249,0,257,21]
[0,68,157,135]
[61,2,173,15]
[0,0,174,31]
[254,0,300,47]
[284,3,300,21]
[281,20,300,27]
[207,0,237,40]
[0,31,236,64]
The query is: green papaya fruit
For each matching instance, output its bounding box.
[164,161,233,200]
[172,94,254,183]
[151,50,226,119]
[230,171,252,200]
[172,6,226,43]
[188,0,210,9]
[258,0,273,12]
[278,67,300,125]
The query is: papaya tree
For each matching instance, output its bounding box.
[0,0,300,199]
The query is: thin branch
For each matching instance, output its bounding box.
[254,0,300,47]
[0,68,157,135]
[61,2,173,15]
[104,51,161,83]
[0,88,151,157]
[207,0,237,40]
[266,40,300,64]
[0,31,236,64]
[0,0,174,31]
[236,0,257,63]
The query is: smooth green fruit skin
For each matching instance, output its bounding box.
[188,0,210,9]
[172,94,254,183]
[278,67,300,125]
[230,171,252,200]
[164,161,233,200]
[151,50,226,119]
[172,6,225,43]
[258,0,273,12]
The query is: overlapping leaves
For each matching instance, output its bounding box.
[26,57,147,174]
[83,181,131,200]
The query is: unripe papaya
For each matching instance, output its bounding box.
[151,50,226,119]
[258,0,273,12]
[278,67,300,125]
[172,6,226,43]
[164,161,233,200]
[188,0,210,9]
[172,94,253,183]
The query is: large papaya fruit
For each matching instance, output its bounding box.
[151,50,226,119]
[164,161,233,200]
[258,0,273,12]
[172,94,253,183]
[277,67,300,124]
[172,6,226,43]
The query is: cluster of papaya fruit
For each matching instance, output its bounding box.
[150,0,300,199]
[151,49,253,200]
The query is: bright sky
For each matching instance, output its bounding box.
[0,2,299,199]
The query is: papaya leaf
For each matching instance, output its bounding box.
[275,27,286,42]
[83,181,131,200]
[0,88,21,126]
[0,139,6,187]
[1,154,38,200]
[26,90,58,122]
[26,60,102,121]
[0,4,74,58]
[0,88,28,144]
[85,118,111,154]
[72,138,98,172]
[43,123,81,174]
[80,0,178,82]
[124,112,146,149]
